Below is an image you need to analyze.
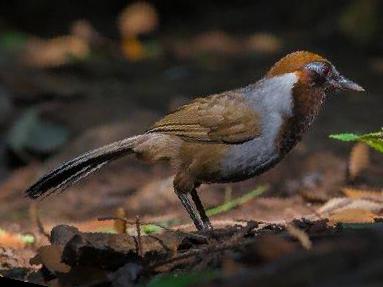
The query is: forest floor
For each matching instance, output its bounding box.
[0,14,383,286]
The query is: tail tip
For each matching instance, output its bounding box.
[25,186,44,200]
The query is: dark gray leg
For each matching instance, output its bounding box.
[176,191,205,231]
[191,189,212,230]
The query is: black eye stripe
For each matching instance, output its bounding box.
[305,62,332,85]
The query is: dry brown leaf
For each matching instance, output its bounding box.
[342,187,383,201]
[173,31,241,58]
[70,20,98,42]
[0,231,25,249]
[318,197,383,216]
[246,33,282,54]
[328,208,376,224]
[23,36,89,68]
[348,142,370,180]
[114,208,127,234]
[317,197,352,215]
[121,36,146,61]
[0,247,23,269]
[30,245,70,273]
[286,224,312,250]
[118,2,158,37]
[192,31,239,54]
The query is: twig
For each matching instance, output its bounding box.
[149,235,253,271]
[29,203,50,240]
[147,235,171,252]
[286,223,312,250]
[114,207,127,234]
[98,216,207,241]
[136,216,143,258]
[148,222,258,271]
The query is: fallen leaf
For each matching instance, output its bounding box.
[118,2,158,37]
[318,197,383,216]
[70,20,102,45]
[246,33,282,54]
[286,224,312,250]
[121,36,146,61]
[348,143,370,180]
[192,31,239,55]
[0,247,21,269]
[22,35,89,68]
[342,187,383,201]
[0,229,25,249]
[114,208,127,234]
[30,245,70,273]
[328,208,376,224]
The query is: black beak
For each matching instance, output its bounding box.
[329,74,365,92]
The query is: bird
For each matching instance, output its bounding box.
[25,51,364,231]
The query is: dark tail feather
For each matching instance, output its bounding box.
[25,136,139,199]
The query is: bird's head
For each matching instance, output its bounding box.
[266,51,364,155]
[267,51,364,94]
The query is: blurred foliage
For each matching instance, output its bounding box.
[0,31,28,51]
[339,0,379,45]
[146,271,217,287]
[7,108,69,159]
[142,224,162,235]
[206,185,268,217]
[330,129,383,153]
[0,87,12,126]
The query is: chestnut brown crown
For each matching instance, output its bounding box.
[267,51,364,92]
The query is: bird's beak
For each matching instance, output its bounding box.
[330,74,365,92]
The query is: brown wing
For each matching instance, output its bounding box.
[148,92,261,144]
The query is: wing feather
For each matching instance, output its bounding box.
[149,92,261,144]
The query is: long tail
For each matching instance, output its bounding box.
[25,135,141,199]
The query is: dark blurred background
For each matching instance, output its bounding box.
[0,0,382,226]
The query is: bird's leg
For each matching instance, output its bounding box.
[174,172,211,231]
[190,188,212,230]
[175,190,205,231]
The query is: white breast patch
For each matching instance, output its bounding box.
[220,73,298,180]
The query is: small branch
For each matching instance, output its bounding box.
[29,203,50,240]
[148,221,258,271]
[286,223,312,250]
[97,216,207,241]
[136,216,143,258]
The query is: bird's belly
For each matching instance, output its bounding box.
[216,137,282,183]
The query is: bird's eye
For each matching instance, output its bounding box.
[305,62,332,85]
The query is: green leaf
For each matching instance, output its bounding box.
[142,224,162,235]
[19,234,35,245]
[329,133,360,142]
[330,129,383,153]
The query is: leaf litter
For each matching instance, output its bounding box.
[0,16,382,286]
